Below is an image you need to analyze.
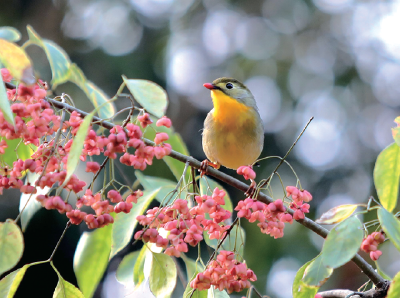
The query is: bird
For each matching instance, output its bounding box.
[200,77,264,195]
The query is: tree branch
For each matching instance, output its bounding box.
[3,82,387,288]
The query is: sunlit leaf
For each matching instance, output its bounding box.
[0,27,21,42]
[144,252,177,298]
[135,171,177,204]
[116,251,140,285]
[123,77,168,118]
[0,220,24,275]
[387,270,400,298]
[0,39,35,85]
[316,204,358,225]
[377,207,400,253]
[321,216,363,268]
[302,254,333,287]
[199,177,233,213]
[62,109,95,188]
[1,138,34,167]
[374,142,400,212]
[0,75,14,126]
[19,172,48,232]
[0,264,31,298]
[73,224,112,298]
[293,259,319,298]
[110,188,160,259]
[133,245,148,286]
[52,263,84,298]
[26,25,70,87]
[392,117,400,147]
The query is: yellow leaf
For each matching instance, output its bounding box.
[0,39,35,85]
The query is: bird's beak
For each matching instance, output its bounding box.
[203,83,217,90]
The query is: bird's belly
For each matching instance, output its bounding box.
[204,127,262,170]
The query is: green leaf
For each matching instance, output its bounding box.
[0,265,31,298]
[20,172,48,232]
[0,220,24,275]
[163,132,191,182]
[184,287,208,298]
[203,224,245,256]
[181,254,207,298]
[181,254,204,283]
[110,188,160,259]
[293,259,319,298]
[392,117,400,147]
[0,138,34,168]
[73,224,112,298]
[0,39,35,86]
[387,270,400,298]
[116,251,140,285]
[316,204,358,225]
[374,142,400,212]
[51,263,85,298]
[0,74,14,126]
[0,27,21,42]
[376,261,392,281]
[123,77,168,118]
[135,171,177,204]
[67,64,115,120]
[133,245,147,286]
[199,177,233,213]
[84,81,115,120]
[26,25,71,87]
[144,252,177,298]
[302,254,333,287]
[378,207,400,252]
[62,109,95,189]
[207,287,230,298]
[321,216,363,268]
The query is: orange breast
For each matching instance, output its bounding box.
[211,90,251,126]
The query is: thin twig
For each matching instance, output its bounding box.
[48,221,71,261]
[258,117,313,189]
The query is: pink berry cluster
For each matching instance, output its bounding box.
[234,186,312,239]
[361,232,385,261]
[236,166,256,180]
[134,188,231,257]
[286,186,312,220]
[0,68,173,229]
[190,250,257,293]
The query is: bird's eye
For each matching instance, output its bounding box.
[226,83,233,89]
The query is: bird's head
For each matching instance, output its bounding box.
[203,77,257,108]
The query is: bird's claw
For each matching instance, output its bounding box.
[199,160,219,177]
[245,180,257,198]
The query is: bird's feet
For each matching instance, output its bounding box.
[245,179,257,198]
[199,159,220,177]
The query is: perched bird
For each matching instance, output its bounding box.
[201,77,264,193]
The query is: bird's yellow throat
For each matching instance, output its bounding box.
[210,90,251,124]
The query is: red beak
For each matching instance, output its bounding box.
[203,83,216,90]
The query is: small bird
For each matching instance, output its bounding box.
[201,77,264,193]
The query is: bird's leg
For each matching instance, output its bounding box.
[199,159,220,177]
[245,179,257,198]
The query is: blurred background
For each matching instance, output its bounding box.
[1,0,400,297]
